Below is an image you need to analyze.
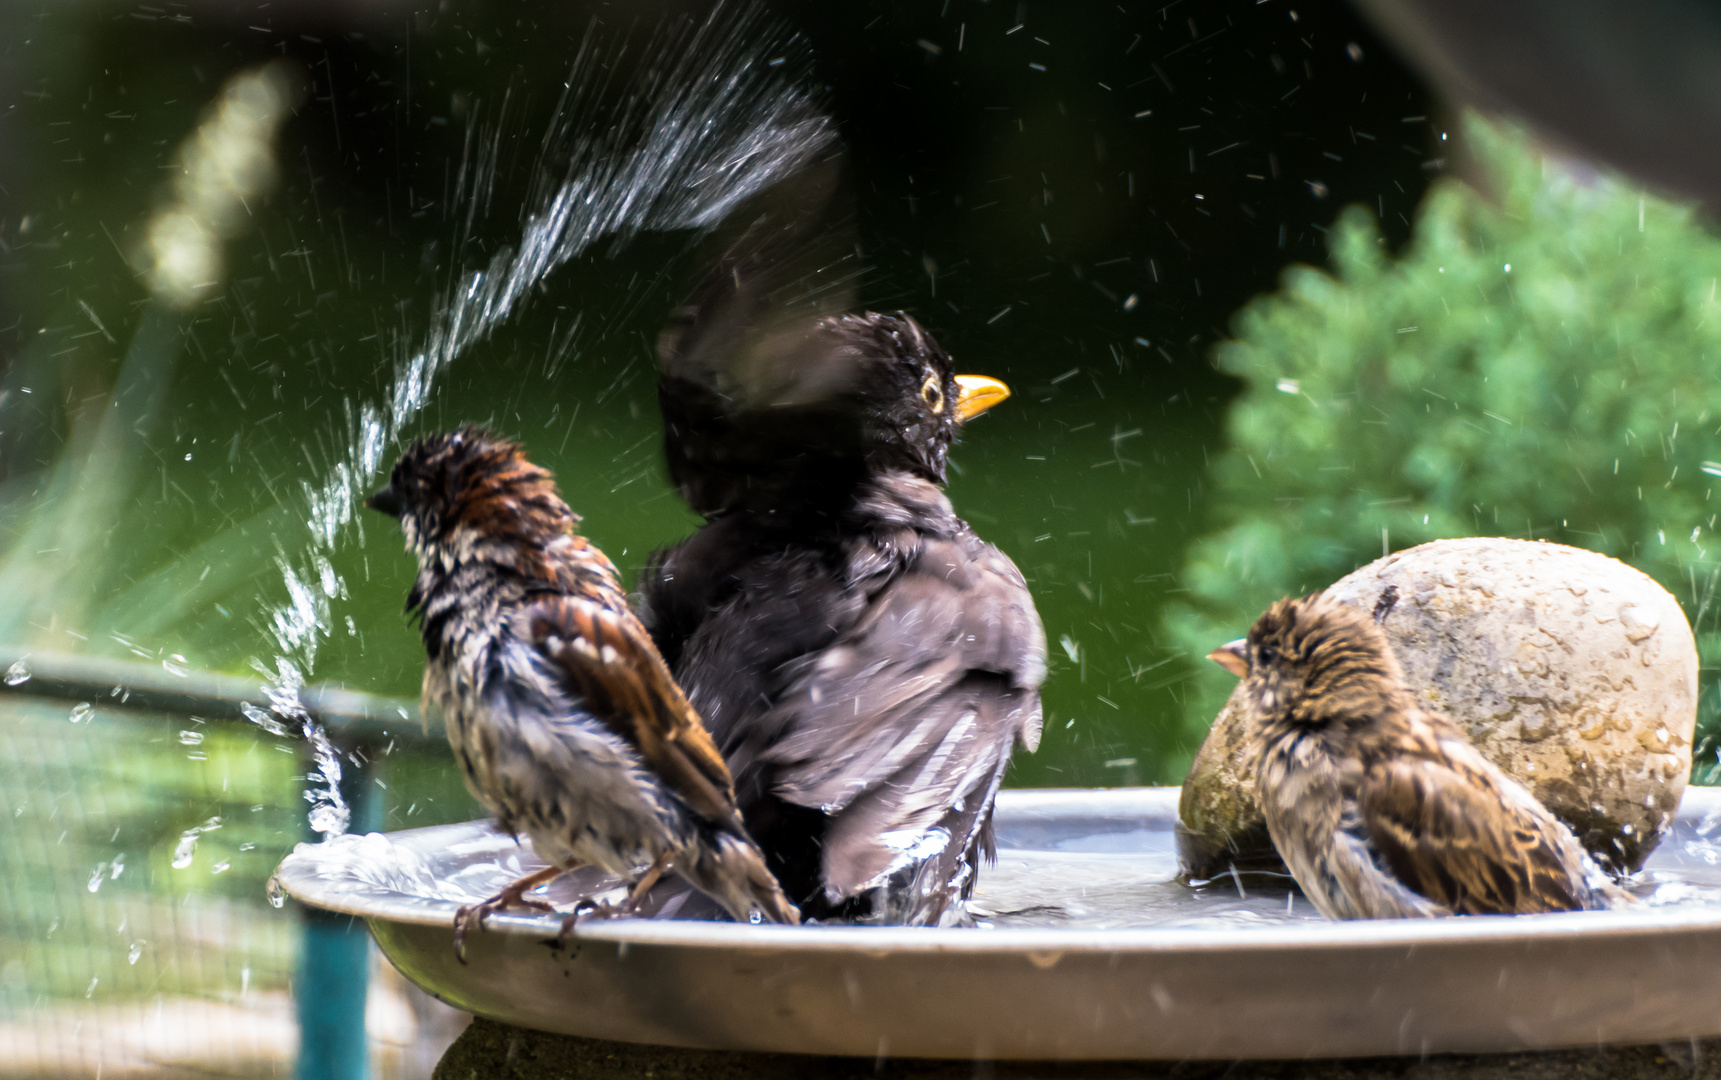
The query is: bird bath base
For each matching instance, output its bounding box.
[274,787,1721,1060]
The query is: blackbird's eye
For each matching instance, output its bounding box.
[920,371,945,414]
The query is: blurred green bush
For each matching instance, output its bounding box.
[1165,113,1721,780]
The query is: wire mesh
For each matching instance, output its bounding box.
[0,695,468,1078]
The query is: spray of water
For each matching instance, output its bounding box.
[257,1,836,836]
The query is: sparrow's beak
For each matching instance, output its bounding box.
[1207,639,1250,678]
[365,486,403,518]
[954,374,1011,422]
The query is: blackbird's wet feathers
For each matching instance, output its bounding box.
[367,428,798,950]
[1209,593,1628,919]
[640,215,1044,924]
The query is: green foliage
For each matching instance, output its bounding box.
[1165,114,1721,778]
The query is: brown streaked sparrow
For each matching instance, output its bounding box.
[1209,592,1628,919]
[366,427,799,956]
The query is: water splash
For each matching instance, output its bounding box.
[171,816,222,870]
[254,0,835,838]
[253,657,350,837]
[88,854,126,893]
[238,701,288,738]
[4,659,29,686]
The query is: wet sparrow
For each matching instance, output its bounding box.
[367,428,798,956]
[1209,593,1627,919]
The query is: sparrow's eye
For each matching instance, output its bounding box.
[920,372,945,414]
[1256,645,1278,667]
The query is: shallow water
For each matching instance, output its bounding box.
[280,790,1721,932]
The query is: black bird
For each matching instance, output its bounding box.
[638,270,1047,924]
[366,429,798,956]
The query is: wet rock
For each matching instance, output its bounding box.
[1178,538,1698,880]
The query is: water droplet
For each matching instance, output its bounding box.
[749,910,763,925]
[163,655,189,677]
[266,877,285,908]
[128,942,143,965]
[171,831,199,869]
[88,864,107,893]
[178,730,204,746]
[239,702,288,737]
[110,854,124,880]
[85,977,98,999]
[4,659,29,686]
[211,860,231,875]
[68,703,92,724]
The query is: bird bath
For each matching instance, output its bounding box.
[274,785,1721,1060]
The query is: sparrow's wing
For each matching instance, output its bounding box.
[1357,733,1587,914]
[525,594,743,832]
[755,532,1047,900]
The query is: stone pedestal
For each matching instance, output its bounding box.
[433,1018,1712,1079]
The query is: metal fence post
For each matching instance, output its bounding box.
[295,740,382,1080]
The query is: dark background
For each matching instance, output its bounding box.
[0,0,1439,794]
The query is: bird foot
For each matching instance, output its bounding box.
[451,866,566,963]
[552,896,626,947]
[549,856,672,948]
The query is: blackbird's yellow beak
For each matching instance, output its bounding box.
[1207,639,1250,678]
[954,374,1011,422]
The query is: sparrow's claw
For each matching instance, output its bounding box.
[621,852,674,915]
[553,895,623,948]
[451,903,485,964]
[450,864,568,963]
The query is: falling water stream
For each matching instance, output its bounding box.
[249,2,836,838]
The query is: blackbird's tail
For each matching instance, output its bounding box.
[680,828,802,926]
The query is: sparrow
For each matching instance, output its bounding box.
[365,427,799,956]
[1208,593,1628,919]
[638,299,1047,926]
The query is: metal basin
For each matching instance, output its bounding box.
[274,786,1721,1060]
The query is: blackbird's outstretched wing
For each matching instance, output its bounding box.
[657,150,857,411]
[1358,735,1590,914]
[524,594,743,834]
[751,531,1046,901]
[655,154,873,516]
